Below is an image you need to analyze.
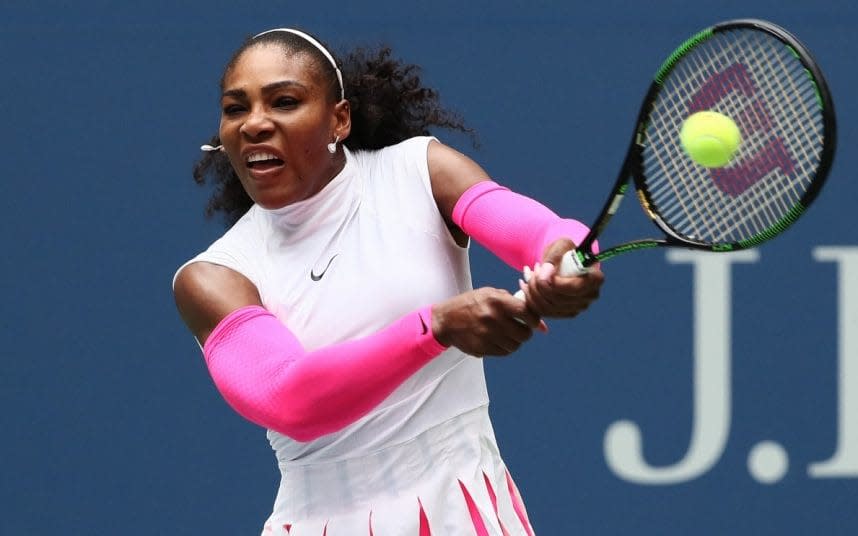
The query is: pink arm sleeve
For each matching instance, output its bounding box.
[202,305,447,442]
[451,180,596,271]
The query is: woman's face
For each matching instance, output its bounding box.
[219,44,348,209]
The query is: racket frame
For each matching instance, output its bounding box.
[574,18,836,268]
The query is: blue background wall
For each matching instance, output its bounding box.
[3,1,856,534]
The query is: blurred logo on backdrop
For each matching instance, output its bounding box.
[604,247,858,485]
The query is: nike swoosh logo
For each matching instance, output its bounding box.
[310,254,339,281]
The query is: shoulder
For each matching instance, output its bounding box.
[173,261,262,345]
[390,135,438,161]
[353,136,439,191]
[173,260,259,302]
[173,206,267,290]
[173,208,266,344]
[353,136,437,168]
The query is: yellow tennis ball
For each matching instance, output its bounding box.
[679,111,742,168]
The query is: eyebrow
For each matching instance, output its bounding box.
[221,80,308,99]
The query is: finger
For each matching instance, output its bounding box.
[516,279,543,330]
[517,278,542,319]
[542,266,604,297]
[501,315,534,344]
[506,286,544,330]
[551,273,604,303]
[536,261,556,282]
[529,278,596,318]
[499,320,536,351]
[482,339,518,357]
[541,238,577,267]
[516,280,549,332]
[526,273,560,314]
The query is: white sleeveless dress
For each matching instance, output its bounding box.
[176,137,535,535]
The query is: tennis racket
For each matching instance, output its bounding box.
[526,18,836,282]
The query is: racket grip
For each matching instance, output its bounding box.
[558,249,589,276]
[513,250,588,300]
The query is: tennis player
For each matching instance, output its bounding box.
[173,28,604,535]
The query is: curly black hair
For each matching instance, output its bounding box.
[192,30,476,226]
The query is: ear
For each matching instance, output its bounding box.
[332,99,351,142]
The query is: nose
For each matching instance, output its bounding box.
[240,107,274,139]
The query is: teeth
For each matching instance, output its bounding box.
[246,152,280,163]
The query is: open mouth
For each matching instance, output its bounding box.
[246,152,285,171]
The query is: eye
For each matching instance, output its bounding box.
[274,96,299,109]
[222,103,246,116]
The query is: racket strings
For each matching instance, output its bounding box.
[652,56,738,239]
[670,35,816,241]
[642,28,824,245]
[654,35,789,240]
[707,34,802,239]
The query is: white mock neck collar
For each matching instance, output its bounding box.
[261,146,359,232]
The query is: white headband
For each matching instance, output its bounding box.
[254,28,345,101]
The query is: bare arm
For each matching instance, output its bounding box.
[174,258,541,356]
[426,139,604,319]
[172,260,540,441]
[427,139,491,246]
[173,262,262,345]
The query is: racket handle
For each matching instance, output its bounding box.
[513,250,588,300]
[558,249,589,276]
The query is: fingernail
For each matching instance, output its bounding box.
[518,278,527,292]
[538,320,549,333]
[523,265,532,282]
[538,262,556,281]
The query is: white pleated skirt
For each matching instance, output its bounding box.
[261,406,535,535]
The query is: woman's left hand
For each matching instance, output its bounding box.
[518,238,605,318]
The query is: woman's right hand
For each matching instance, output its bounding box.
[431,288,544,356]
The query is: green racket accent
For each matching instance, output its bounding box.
[737,203,806,249]
[809,75,823,109]
[592,240,661,263]
[654,28,713,85]
[787,45,824,109]
[547,19,835,280]
[786,45,801,60]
